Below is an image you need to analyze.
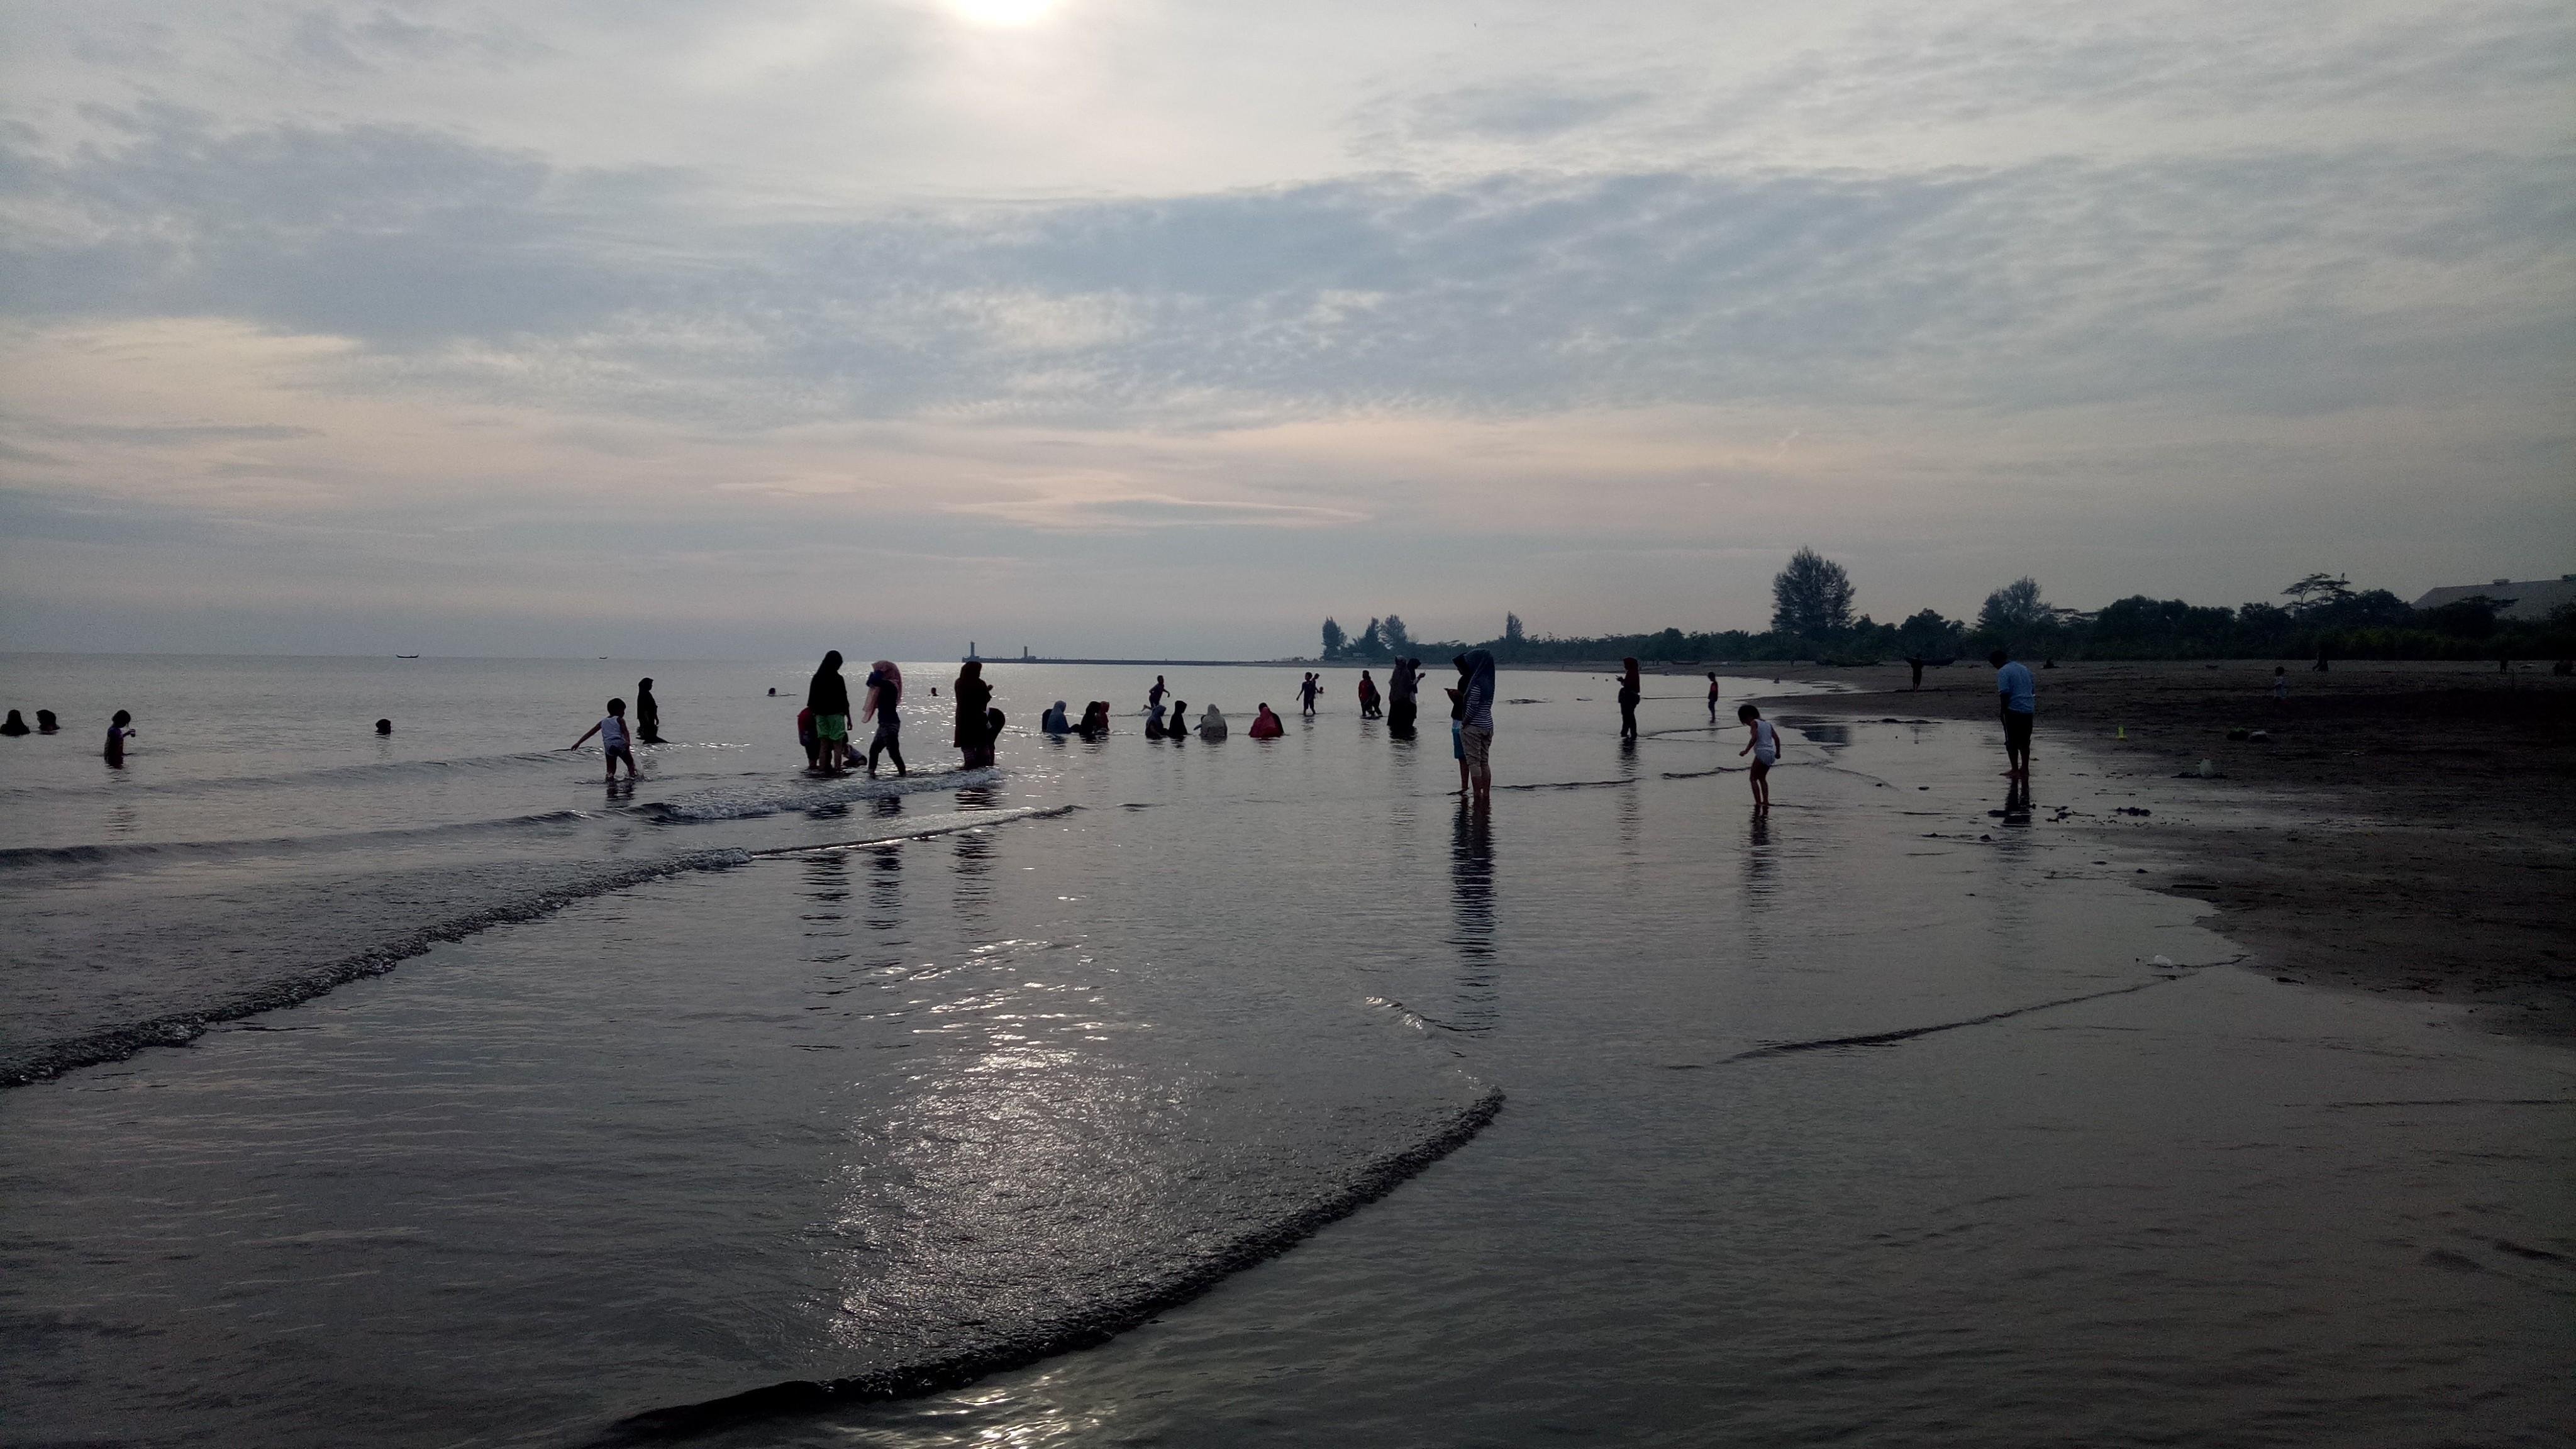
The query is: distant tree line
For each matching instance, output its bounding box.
[1316,558,2576,665]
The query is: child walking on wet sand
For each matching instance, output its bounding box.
[570,698,640,781]
[1737,702,1777,813]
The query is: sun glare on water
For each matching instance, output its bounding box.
[948,0,1061,25]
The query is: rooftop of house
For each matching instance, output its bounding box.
[2410,575,2576,622]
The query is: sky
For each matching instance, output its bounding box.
[1,0,2570,658]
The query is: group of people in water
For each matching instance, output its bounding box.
[15,646,2038,815]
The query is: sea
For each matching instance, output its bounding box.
[1,653,2568,1448]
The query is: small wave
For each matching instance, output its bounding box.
[0,749,578,803]
[635,767,1002,823]
[0,810,594,874]
[595,1086,1504,1445]
[741,806,1074,857]
[0,846,756,1088]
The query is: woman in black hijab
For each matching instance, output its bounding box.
[953,660,992,766]
[808,652,853,772]
[634,678,662,744]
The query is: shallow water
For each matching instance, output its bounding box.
[1,656,2568,1447]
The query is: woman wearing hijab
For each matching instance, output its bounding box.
[0,709,28,737]
[808,652,853,773]
[1458,649,1496,805]
[1198,703,1228,740]
[634,677,663,744]
[1164,700,1187,745]
[953,660,991,766]
[1616,657,1642,740]
[1249,704,1285,738]
[1387,658,1419,738]
[1144,701,1168,739]
[1041,701,1071,735]
[863,660,906,777]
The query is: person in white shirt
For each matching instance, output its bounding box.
[570,697,640,782]
[1990,649,2036,780]
[1736,702,1779,814]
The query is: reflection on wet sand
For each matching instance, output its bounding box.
[1448,805,1498,1035]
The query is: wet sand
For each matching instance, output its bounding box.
[1766,659,2576,1036]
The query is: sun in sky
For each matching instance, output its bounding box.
[948,0,1061,26]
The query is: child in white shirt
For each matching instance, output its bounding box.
[571,697,639,782]
[1736,702,1777,814]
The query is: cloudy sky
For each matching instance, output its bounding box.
[2,0,2568,657]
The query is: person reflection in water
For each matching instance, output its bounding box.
[1447,801,1499,1034]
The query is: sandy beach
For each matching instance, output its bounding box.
[1747,659,2576,1036]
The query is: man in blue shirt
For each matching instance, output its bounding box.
[1990,648,2035,780]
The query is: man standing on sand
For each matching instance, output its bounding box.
[1991,648,2035,780]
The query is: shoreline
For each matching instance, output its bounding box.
[1785,660,2576,1039]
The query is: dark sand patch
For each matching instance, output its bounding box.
[1789,660,2576,1038]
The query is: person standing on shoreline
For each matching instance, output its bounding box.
[1737,702,1777,813]
[1458,649,1496,807]
[1616,657,1642,740]
[807,651,853,774]
[1706,672,1722,723]
[953,660,992,767]
[1991,648,2035,780]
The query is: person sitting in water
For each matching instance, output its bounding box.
[35,709,59,734]
[374,718,392,736]
[570,697,640,782]
[0,709,27,736]
[1199,704,1228,740]
[1164,700,1187,744]
[1249,704,1286,738]
[1357,671,1381,718]
[1041,701,1071,734]
[1144,701,1168,738]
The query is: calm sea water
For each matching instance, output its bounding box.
[1,654,2568,1447]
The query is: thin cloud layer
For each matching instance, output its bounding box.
[1,0,2569,655]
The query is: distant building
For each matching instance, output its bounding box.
[2411,575,2576,623]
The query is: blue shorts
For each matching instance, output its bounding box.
[1452,721,1464,760]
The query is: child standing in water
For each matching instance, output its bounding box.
[571,698,640,782]
[103,709,136,766]
[1737,702,1777,813]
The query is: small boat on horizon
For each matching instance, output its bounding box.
[394,653,419,659]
